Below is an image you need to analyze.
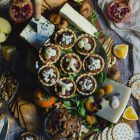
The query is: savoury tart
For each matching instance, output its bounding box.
[39,43,60,64]
[38,65,59,87]
[55,77,76,99]
[75,34,96,55]
[54,28,76,50]
[76,74,97,96]
[60,53,82,74]
[19,132,38,140]
[83,54,105,75]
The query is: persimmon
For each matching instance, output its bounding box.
[34,89,56,108]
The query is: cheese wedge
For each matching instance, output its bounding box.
[60,3,97,37]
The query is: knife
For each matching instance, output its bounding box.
[0,117,8,140]
[30,0,42,32]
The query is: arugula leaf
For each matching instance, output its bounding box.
[63,101,71,107]
[78,106,86,117]
[88,10,98,26]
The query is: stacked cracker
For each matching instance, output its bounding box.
[88,123,133,140]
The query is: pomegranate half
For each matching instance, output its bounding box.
[107,0,131,23]
[9,0,33,24]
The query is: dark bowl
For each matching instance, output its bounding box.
[0,71,19,104]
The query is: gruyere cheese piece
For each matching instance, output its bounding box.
[97,78,131,124]
[60,3,97,37]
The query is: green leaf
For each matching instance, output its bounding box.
[76,101,80,107]
[78,106,86,117]
[63,101,71,107]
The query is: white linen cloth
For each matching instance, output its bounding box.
[98,0,140,74]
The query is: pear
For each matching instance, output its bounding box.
[0,17,12,43]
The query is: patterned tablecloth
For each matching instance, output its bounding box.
[0,1,140,140]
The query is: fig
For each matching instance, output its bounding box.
[9,0,33,24]
[0,17,11,43]
[107,0,131,23]
[80,1,92,18]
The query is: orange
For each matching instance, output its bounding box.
[103,84,113,95]
[113,44,128,59]
[34,89,56,108]
[123,106,138,121]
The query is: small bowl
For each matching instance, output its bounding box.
[0,71,19,104]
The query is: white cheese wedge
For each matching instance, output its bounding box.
[97,78,131,124]
[60,3,97,37]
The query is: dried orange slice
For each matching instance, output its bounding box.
[123,106,138,121]
[113,44,128,59]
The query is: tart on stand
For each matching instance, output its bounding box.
[60,53,82,74]
[19,132,38,140]
[55,77,76,99]
[39,43,61,64]
[75,34,96,55]
[76,74,97,96]
[54,28,77,50]
[83,54,105,75]
[38,65,60,87]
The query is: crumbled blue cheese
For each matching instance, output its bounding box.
[88,57,101,71]
[79,125,89,137]
[59,34,73,45]
[59,81,73,95]
[78,37,91,51]
[43,68,56,83]
[24,137,33,140]
[66,58,77,72]
[44,47,56,59]
[79,79,93,91]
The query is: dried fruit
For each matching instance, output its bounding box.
[113,44,128,59]
[103,84,113,95]
[123,106,138,121]
[107,65,121,81]
[96,88,105,98]
[86,115,96,125]
[57,19,69,29]
[107,0,131,23]
[80,1,92,18]
[49,14,61,25]
[86,97,96,112]
[9,0,33,23]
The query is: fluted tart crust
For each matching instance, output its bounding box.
[55,77,76,99]
[54,28,76,50]
[83,54,105,75]
[60,53,82,74]
[76,73,97,96]
[75,34,96,55]
[38,65,60,87]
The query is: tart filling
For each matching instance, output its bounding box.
[38,65,59,86]
[76,74,97,96]
[60,53,82,74]
[83,54,105,75]
[55,77,76,99]
[39,43,60,64]
[20,132,38,140]
[55,28,76,50]
[76,34,96,55]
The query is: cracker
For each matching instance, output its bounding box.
[97,133,102,140]
[101,127,109,140]
[129,73,140,87]
[112,123,133,140]
[131,79,140,100]
[107,128,113,140]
